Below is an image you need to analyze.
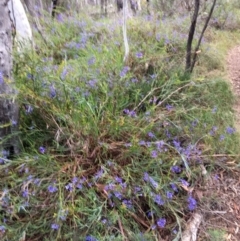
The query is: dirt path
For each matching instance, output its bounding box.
[227,46,240,131]
[195,47,240,241]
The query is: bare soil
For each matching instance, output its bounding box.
[195,46,240,241]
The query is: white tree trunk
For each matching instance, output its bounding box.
[122,0,129,62]
[8,0,32,48]
[0,0,19,156]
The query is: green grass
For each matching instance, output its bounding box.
[0,8,239,241]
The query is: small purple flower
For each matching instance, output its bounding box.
[226,126,235,135]
[166,191,174,199]
[22,190,29,198]
[134,186,142,195]
[143,172,149,182]
[0,71,4,84]
[122,199,133,209]
[131,78,138,83]
[180,179,189,187]
[114,191,123,200]
[49,84,56,98]
[76,183,83,189]
[149,177,158,189]
[60,68,68,80]
[154,194,165,206]
[11,119,18,126]
[148,132,155,138]
[39,146,46,154]
[104,183,115,191]
[85,235,98,241]
[115,176,123,184]
[88,57,96,66]
[166,104,173,111]
[171,165,181,174]
[0,225,6,233]
[151,150,158,158]
[123,109,137,118]
[120,66,130,78]
[156,140,164,150]
[147,210,155,218]
[187,196,197,211]
[139,140,146,146]
[88,79,98,88]
[51,223,59,230]
[157,218,166,228]
[65,183,73,192]
[48,185,58,193]
[170,183,178,192]
[94,168,104,180]
[209,126,218,136]
[72,177,79,184]
[219,134,225,141]
[135,52,143,58]
[212,106,217,113]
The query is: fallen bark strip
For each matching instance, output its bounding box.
[181,212,203,241]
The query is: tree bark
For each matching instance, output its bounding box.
[190,0,217,72]
[0,0,19,156]
[185,0,200,73]
[123,0,129,63]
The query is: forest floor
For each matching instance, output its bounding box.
[196,46,240,241]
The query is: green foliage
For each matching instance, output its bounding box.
[0,9,239,241]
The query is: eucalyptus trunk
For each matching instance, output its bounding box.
[0,0,19,157]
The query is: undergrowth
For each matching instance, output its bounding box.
[0,10,239,241]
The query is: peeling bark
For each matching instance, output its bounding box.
[182,212,203,241]
[0,0,19,156]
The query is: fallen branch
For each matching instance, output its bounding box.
[181,212,203,241]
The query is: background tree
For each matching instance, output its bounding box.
[0,0,19,156]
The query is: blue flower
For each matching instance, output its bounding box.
[151,150,158,158]
[157,218,166,228]
[171,165,181,174]
[113,191,123,200]
[170,183,178,192]
[65,183,73,192]
[166,104,173,111]
[49,84,56,98]
[85,235,98,241]
[149,177,158,189]
[226,126,235,134]
[154,194,165,206]
[180,179,189,187]
[166,191,174,199]
[135,52,143,58]
[22,190,29,198]
[143,172,149,182]
[51,223,59,230]
[0,71,4,84]
[48,185,58,193]
[0,225,6,233]
[39,146,46,154]
[187,196,197,211]
[148,132,155,138]
[88,57,96,66]
[120,66,130,78]
[122,199,133,209]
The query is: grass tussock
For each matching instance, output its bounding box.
[0,9,239,241]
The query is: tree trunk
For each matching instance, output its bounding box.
[185,0,200,73]
[0,0,19,156]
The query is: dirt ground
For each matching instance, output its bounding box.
[194,47,240,241]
